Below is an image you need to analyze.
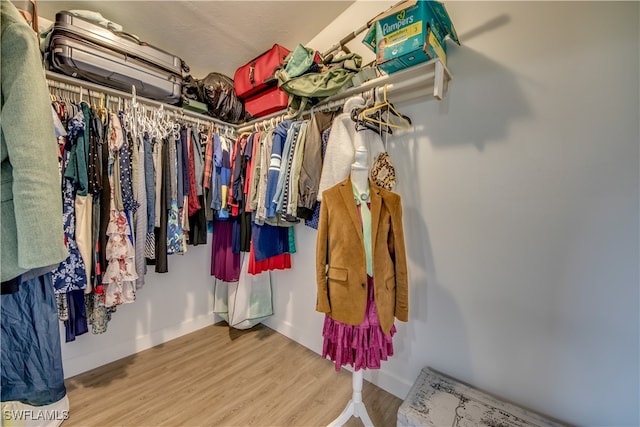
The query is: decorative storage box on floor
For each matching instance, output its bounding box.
[363,0,459,74]
[397,367,567,427]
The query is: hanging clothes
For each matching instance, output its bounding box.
[247,240,291,275]
[317,98,387,201]
[1,2,68,403]
[167,134,185,255]
[188,127,207,245]
[154,138,170,273]
[254,130,274,224]
[286,121,309,218]
[316,176,409,371]
[85,291,116,335]
[187,127,202,216]
[101,113,137,307]
[133,132,148,287]
[321,183,394,371]
[251,222,290,262]
[306,127,332,230]
[212,252,273,329]
[210,218,240,282]
[88,110,105,294]
[273,121,302,217]
[1,274,67,405]
[264,121,292,219]
[73,103,94,291]
[243,132,257,212]
[202,127,215,225]
[298,110,338,219]
[247,131,263,213]
[51,115,89,295]
[98,113,112,295]
[144,133,156,262]
[64,289,89,342]
[51,178,88,294]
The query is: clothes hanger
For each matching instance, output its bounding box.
[343,93,383,134]
[351,104,392,135]
[359,84,412,131]
[97,93,109,124]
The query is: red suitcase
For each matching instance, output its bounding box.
[234,44,290,100]
[244,86,288,118]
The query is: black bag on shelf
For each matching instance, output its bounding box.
[182,74,201,102]
[199,72,246,124]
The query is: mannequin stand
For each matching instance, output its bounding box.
[327,369,374,427]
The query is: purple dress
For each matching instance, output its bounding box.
[210,218,240,282]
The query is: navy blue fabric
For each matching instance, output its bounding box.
[0,275,20,294]
[144,133,155,233]
[119,126,139,214]
[231,216,241,254]
[252,221,290,261]
[64,289,88,342]
[1,273,66,405]
[176,136,184,209]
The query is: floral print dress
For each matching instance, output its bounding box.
[101,113,137,307]
[51,110,88,296]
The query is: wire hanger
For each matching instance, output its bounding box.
[359,84,412,131]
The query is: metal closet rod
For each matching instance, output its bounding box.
[234,83,406,134]
[235,87,390,134]
[47,58,450,136]
[236,58,451,134]
[45,70,233,131]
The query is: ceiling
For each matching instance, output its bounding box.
[37,1,355,79]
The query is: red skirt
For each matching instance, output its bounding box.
[322,276,396,371]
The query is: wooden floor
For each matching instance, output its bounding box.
[64,323,402,426]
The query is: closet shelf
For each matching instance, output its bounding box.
[46,58,451,132]
[322,57,450,106]
[237,58,451,131]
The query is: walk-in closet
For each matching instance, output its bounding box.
[1,1,638,426]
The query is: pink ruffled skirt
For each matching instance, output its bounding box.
[322,276,396,371]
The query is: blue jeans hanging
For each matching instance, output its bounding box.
[1,273,66,405]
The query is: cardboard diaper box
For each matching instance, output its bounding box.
[362,0,459,74]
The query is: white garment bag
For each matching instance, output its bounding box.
[213,252,273,329]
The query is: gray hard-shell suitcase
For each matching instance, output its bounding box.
[47,11,186,104]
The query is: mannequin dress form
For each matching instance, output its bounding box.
[350,146,369,200]
[328,146,374,427]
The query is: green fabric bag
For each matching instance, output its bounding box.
[275,51,363,117]
[282,44,316,79]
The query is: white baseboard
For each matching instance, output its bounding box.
[62,313,216,379]
[262,318,413,400]
[362,368,413,400]
[262,318,323,355]
[61,313,414,401]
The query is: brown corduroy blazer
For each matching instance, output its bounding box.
[315,177,409,335]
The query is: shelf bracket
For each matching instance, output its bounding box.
[434,60,445,100]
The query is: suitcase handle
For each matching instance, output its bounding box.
[113,30,146,46]
[249,62,256,87]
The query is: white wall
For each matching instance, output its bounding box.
[60,1,639,426]
[61,244,216,378]
[264,1,640,426]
